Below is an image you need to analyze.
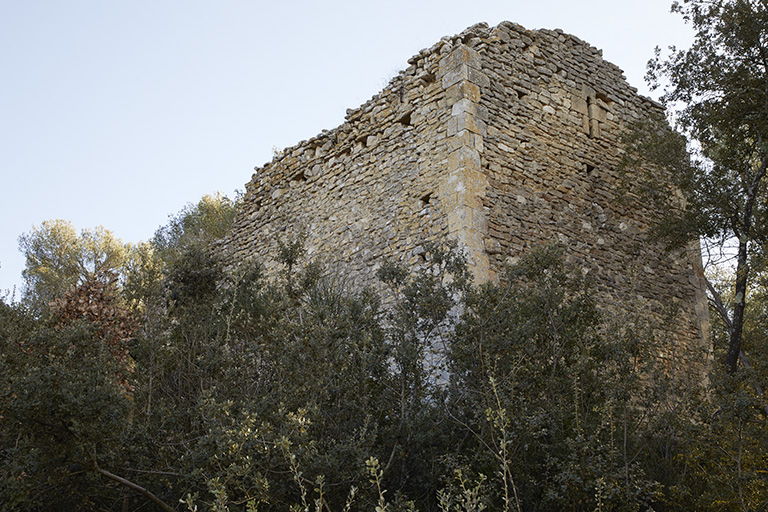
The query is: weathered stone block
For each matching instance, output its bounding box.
[589,102,607,123]
[448,114,487,136]
[441,65,466,89]
[451,98,475,116]
[446,81,481,104]
[439,44,481,72]
[447,147,481,171]
[467,67,490,88]
[447,130,484,152]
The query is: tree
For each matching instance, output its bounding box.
[51,271,136,394]
[625,4,768,507]
[18,220,131,317]
[639,0,768,373]
[0,283,139,510]
[447,247,665,511]
[3,195,242,510]
[152,192,240,266]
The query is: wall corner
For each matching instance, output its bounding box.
[437,44,492,282]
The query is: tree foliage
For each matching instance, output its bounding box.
[152,192,239,266]
[18,220,131,317]
[618,2,768,507]
[0,306,134,510]
[639,0,768,372]
[5,233,741,511]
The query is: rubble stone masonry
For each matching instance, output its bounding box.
[223,21,710,372]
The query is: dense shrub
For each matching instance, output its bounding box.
[2,239,765,511]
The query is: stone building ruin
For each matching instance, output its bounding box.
[223,21,710,370]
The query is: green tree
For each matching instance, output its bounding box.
[152,192,239,267]
[626,5,768,503]
[640,0,768,373]
[672,267,768,511]
[2,194,242,511]
[120,192,239,316]
[13,218,733,510]
[18,220,131,317]
[376,241,472,507]
[0,275,179,511]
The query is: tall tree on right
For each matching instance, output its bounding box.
[641,0,768,373]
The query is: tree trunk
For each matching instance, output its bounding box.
[726,238,749,373]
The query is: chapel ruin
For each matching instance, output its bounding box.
[223,21,710,370]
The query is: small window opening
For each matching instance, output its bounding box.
[356,134,368,147]
[420,192,432,206]
[585,164,596,175]
[595,92,613,105]
[398,111,412,126]
[421,73,436,84]
[291,170,307,183]
[586,96,595,138]
[413,245,428,264]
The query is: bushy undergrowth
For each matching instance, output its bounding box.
[1,239,765,511]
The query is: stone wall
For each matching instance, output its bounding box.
[225,35,454,289]
[223,21,710,370]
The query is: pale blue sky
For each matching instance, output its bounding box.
[0,1,692,296]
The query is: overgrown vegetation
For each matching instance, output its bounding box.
[2,194,765,510]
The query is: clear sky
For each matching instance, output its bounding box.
[0,0,693,297]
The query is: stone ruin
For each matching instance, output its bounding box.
[223,21,710,372]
